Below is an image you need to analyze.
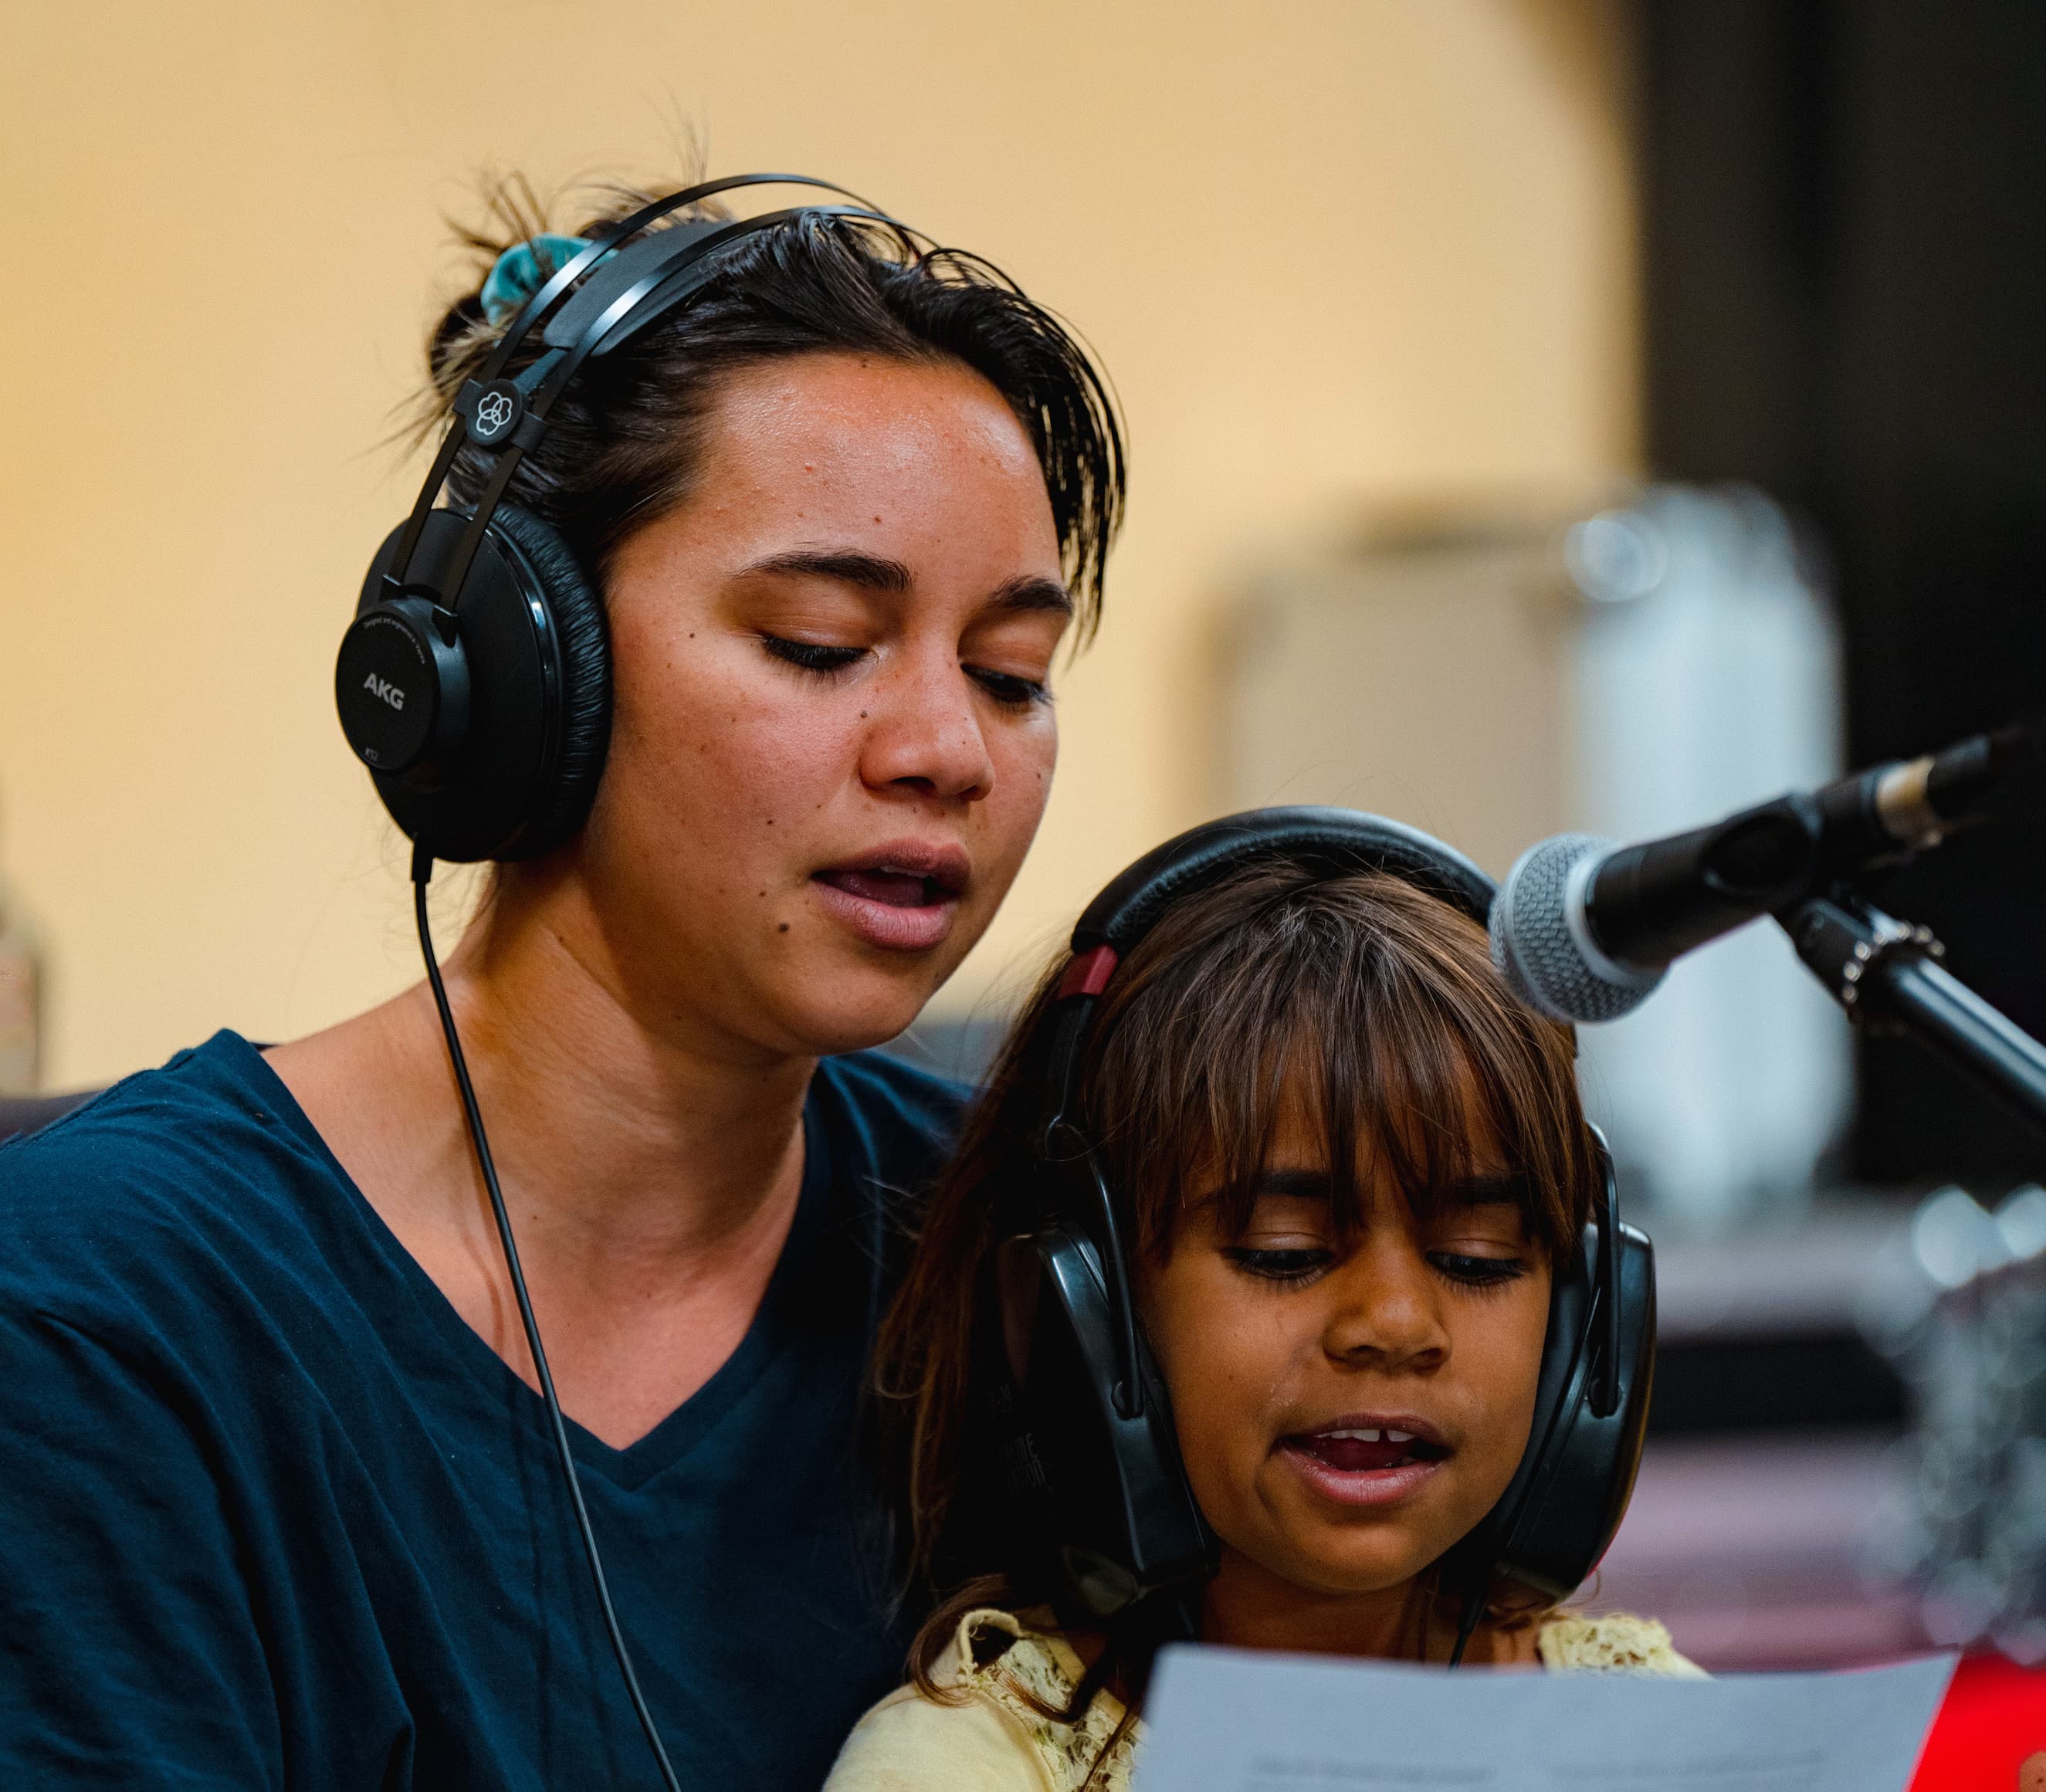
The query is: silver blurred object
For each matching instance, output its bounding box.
[1863,1183,2046,1660]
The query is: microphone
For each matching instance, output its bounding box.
[1491,723,2036,1023]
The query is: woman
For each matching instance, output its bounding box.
[828,847,1696,1792]
[0,176,1120,1788]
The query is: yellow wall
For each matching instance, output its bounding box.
[0,0,1637,1088]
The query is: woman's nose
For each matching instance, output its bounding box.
[1321,1246,1451,1372]
[859,655,996,803]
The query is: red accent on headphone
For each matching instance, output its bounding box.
[1058,944,1119,1000]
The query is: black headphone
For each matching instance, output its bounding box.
[991,806,1656,1659]
[332,174,910,864]
[331,176,923,1792]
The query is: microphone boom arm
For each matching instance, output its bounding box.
[1783,895,2046,1142]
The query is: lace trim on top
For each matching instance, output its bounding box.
[1535,1611,1708,1676]
[933,1606,1704,1792]
[933,1609,1135,1792]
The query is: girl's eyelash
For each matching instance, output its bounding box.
[1428,1252,1530,1290]
[1225,1246,1528,1293]
[1221,1247,1333,1286]
[762,635,863,675]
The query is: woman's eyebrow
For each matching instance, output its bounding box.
[737,549,913,592]
[987,574,1073,618]
[730,556,1070,618]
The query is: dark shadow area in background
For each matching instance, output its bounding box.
[1649,1332,1903,1434]
[1639,0,2046,1189]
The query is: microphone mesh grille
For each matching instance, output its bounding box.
[1490,834,1659,1024]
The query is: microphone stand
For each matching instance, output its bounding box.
[1782,894,2046,1142]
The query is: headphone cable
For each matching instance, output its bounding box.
[411,846,685,1792]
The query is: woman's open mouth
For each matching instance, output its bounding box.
[1277,1418,1451,1508]
[810,842,969,953]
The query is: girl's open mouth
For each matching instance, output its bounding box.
[1277,1419,1451,1507]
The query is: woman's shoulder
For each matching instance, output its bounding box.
[1536,1611,1709,1677]
[0,1029,364,1333]
[825,1607,1136,1792]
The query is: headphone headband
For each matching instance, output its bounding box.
[1072,806,1496,957]
[1049,807,1499,1117]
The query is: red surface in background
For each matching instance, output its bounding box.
[1910,1655,2046,1790]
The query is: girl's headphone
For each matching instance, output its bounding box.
[331,174,907,864]
[991,806,1657,1660]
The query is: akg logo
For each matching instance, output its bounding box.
[362,672,405,712]
[473,389,516,439]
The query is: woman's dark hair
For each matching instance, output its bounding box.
[874,859,1599,1746]
[417,174,1123,635]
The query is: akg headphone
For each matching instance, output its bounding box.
[332,174,907,865]
[991,806,1656,1660]
[329,176,921,1792]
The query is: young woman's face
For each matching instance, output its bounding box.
[1143,1096,1553,1607]
[547,351,1069,1058]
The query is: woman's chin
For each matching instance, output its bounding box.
[775,967,954,1062]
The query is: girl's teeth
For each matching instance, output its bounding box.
[1322,1427,1418,1444]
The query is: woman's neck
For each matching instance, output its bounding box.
[1197,1546,1538,1668]
[266,866,818,1445]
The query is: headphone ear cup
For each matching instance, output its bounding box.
[993,1228,1215,1629]
[1448,1214,1656,1606]
[484,503,611,860]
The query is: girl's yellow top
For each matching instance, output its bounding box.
[825,1605,1706,1792]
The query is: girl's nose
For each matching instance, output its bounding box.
[1321,1242,1452,1373]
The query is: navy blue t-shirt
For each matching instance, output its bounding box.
[0,1031,966,1790]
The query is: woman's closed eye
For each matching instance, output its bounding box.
[760,634,1048,707]
[967,665,1050,708]
[761,634,864,676]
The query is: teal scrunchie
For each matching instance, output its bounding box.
[479,233,597,326]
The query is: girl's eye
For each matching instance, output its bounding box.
[967,666,1050,709]
[1428,1252,1530,1289]
[762,635,864,676]
[1221,1246,1335,1285]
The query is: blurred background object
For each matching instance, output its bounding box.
[6,0,2046,1706]
[1218,482,1851,1235]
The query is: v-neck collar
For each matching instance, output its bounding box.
[234,1032,832,1494]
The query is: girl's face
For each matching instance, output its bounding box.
[1143,1093,1553,1616]
[517,351,1069,1059]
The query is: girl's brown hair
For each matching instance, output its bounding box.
[876,857,1598,1702]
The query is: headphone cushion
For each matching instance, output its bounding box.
[486,503,611,859]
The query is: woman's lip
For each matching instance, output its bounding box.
[809,876,960,952]
[1278,1441,1445,1509]
[814,838,971,895]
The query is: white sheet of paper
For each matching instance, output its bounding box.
[1136,1645,1954,1792]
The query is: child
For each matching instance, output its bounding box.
[829,827,1699,1792]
